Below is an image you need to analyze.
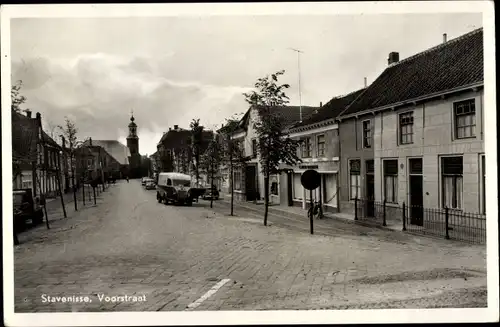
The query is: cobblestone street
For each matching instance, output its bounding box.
[14,180,487,312]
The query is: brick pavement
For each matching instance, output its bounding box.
[13,180,487,313]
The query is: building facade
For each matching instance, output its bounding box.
[227,105,318,203]
[12,110,64,199]
[337,27,485,220]
[283,90,365,213]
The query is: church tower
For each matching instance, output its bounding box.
[126,112,139,155]
[126,111,141,177]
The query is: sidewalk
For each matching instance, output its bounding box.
[218,193,404,233]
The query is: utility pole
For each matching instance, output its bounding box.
[289,48,304,122]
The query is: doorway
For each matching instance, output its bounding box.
[245,165,257,201]
[409,158,424,226]
[365,160,375,217]
[287,172,293,206]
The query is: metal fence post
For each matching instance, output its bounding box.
[445,206,450,239]
[383,199,387,226]
[354,197,358,221]
[402,202,406,231]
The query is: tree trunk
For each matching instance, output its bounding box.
[230,153,234,216]
[263,173,270,226]
[56,168,67,218]
[71,157,77,211]
[210,159,214,209]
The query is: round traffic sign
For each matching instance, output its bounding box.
[301,169,321,190]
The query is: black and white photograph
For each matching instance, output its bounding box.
[1,2,498,326]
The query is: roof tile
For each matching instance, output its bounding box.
[341,28,483,117]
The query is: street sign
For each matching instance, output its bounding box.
[301,169,321,190]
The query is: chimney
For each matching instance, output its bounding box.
[387,52,400,65]
[169,128,171,131]
[35,112,42,126]
[89,137,92,146]
[174,125,178,130]
[25,109,32,118]
[61,136,66,149]
[320,102,323,108]
[364,77,367,88]
[443,33,447,43]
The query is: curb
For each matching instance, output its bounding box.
[217,199,403,233]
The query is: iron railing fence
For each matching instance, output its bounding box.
[354,198,486,244]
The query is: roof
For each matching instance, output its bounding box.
[292,88,366,129]
[341,28,483,117]
[12,111,61,163]
[238,105,318,132]
[12,111,37,162]
[82,140,130,165]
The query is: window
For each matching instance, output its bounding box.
[362,120,372,148]
[21,172,33,190]
[399,112,414,144]
[454,99,476,139]
[251,139,257,158]
[441,156,463,209]
[384,160,398,203]
[270,175,279,195]
[317,135,326,157]
[233,169,242,191]
[301,137,312,158]
[349,160,361,200]
[293,173,303,200]
[481,155,486,214]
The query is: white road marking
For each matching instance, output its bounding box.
[185,278,231,311]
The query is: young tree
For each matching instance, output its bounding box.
[200,135,222,209]
[218,116,249,216]
[11,80,27,113]
[58,117,80,211]
[243,70,302,226]
[190,118,204,186]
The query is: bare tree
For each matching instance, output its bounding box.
[11,80,27,113]
[190,118,204,186]
[243,70,302,226]
[218,116,249,216]
[58,117,80,211]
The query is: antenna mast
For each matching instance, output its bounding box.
[289,48,304,122]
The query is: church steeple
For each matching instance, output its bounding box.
[127,109,139,156]
[128,109,138,138]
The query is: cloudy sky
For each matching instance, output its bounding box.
[10,12,482,155]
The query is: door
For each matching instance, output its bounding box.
[365,160,375,217]
[245,165,257,201]
[366,174,375,217]
[287,172,293,206]
[409,175,424,226]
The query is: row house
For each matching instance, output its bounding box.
[12,110,63,199]
[227,105,318,202]
[156,124,214,184]
[282,89,365,212]
[336,28,485,218]
[80,139,131,180]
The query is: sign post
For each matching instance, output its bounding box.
[300,169,321,235]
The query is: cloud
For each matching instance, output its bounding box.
[12,54,251,155]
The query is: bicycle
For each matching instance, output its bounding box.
[307,200,324,220]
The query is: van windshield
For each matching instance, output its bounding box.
[173,180,190,187]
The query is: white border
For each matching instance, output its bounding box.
[2,1,498,326]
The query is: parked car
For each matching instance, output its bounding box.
[202,186,220,200]
[13,189,44,231]
[145,179,156,190]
